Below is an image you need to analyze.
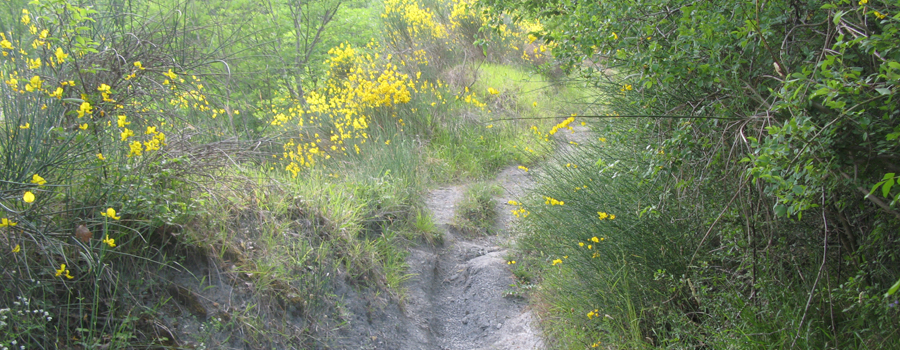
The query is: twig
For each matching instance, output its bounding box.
[840,172,900,221]
[688,177,748,267]
[491,114,745,123]
[791,192,829,347]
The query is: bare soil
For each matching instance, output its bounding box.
[330,164,543,349]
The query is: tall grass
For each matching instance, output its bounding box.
[514,116,900,349]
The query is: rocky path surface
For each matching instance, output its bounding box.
[408,166,543,350]
[391,161,543,349]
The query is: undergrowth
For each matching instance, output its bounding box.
[515,116,900,349]
[0,0,564,347]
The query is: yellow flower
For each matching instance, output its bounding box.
[145,126,157,134]
[19,123,30,129]
[591,236,600,243]
[96,153,106,160]
[544,196,564,206]
[134,61,144,70]
[1,218,17,227]
[55,264,74,279]
[79,123,88,130]
[49,87,63,99]
[55,47,68,63]
[78,102,92,118]
[56,264,73,278]
[612,32,618,40]
[163,69,177,80]
[101,235,116,248]
[385,139,390,145]
[120,128,135,141]
[874,11,886,19]
[518,165,529,172]
[101,208,121,220]
[26,75,43,91]
[128,141,143,157]
[487,87,500,95]
[0,39,12,50]
[579,242,584,247]
[12,244,20,253]
[551,258,562,265]
[23,191,35,203]
[28,57,41,69]
[859,0,868,4]
[117,115,131,127]
[507,260,516,265]
[31,174,46,185]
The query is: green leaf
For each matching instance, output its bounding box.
[774,204,787,217]
[886,277,900,297]
[875,88,891,95]
[882,178,894,198]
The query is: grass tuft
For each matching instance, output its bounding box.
[451,182,501,236]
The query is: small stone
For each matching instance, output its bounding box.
[496,323,502,329]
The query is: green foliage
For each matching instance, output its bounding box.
[484,0,900,347]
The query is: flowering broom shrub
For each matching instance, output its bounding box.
[0,0,237,346]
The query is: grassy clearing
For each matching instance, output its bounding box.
[425,63,589,182]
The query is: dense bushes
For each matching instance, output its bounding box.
[486,0,900,348]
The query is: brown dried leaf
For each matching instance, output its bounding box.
[75,224,92,242]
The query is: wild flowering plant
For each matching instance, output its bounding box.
[1,1,232,345]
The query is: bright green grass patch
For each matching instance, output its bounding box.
[425,64,591,183]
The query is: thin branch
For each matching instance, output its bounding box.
[791,194,829,347]
[491,115,746,122]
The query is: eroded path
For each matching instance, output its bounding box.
[409,166,544,349]
[329,164,543,350]
[397,162,543,350]
[332,128,593,349]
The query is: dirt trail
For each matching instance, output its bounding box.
[404,166,544,350]
[333,128,591,349]
[329,164,542,350]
